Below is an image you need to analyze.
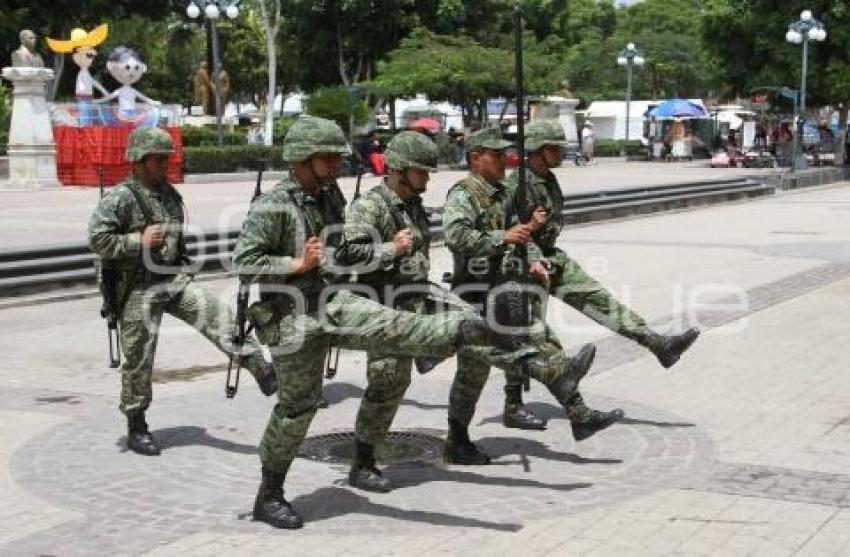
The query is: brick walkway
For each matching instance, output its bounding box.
[1,182,849,555]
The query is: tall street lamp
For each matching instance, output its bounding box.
[786,9,826,170]
[187,0,240,146]
[617,43,645,156]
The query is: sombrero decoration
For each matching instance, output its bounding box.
[46,24,109,53]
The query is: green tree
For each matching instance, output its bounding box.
[563,0,714,105]
[304,85,368,135]
[369,27,562,126]
[703,0,850,158]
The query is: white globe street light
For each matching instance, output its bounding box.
[786,9,827,170]
[187,1,241,146]
[617,42,645,151]
[186,2,201,19]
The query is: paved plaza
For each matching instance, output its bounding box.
[0,159,779,248]
[1,174,850,555]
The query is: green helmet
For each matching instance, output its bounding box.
[282,116,348,162]
[385,131,439,172]
[465,127,513,153]
[524,119,567,152]
[126,127,174,162]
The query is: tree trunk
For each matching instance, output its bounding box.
[257,0,280,147]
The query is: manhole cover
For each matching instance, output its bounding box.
[299,430,444,465]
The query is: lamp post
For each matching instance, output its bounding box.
[785,9,826,170]
[187,0,240,146]
[617,43,645,156]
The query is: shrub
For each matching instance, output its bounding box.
[183,145,285,174]
[181,125,248,147]
[593,139,643,157]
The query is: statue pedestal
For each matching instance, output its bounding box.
[1,66,61,190]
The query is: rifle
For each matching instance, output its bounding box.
[494,3,533,391]
[226,159,267,398]
[97,167,122,368]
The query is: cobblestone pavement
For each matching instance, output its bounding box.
[1,183,850,555]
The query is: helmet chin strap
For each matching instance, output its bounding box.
[399,168,426,195]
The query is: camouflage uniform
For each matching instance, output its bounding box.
[505,120,699,371]
[340,132,541,461]
[88,128,274,456]
[235,119,494,528]
[444,127,603,435]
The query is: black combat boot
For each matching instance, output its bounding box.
[253,363,278,396]
[643,328,700,368]
[568,394,625,442]
[253,466,303,529]
[348,440,393,493]
[542,343,597,405]
[503,383,547,430]
[444,418,491,465]
[126,413,161,456]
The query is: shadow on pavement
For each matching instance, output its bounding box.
[322,381,448,411]
[477,403,695,430]
[476,401,568,428]
[385,461,593,493]
[291,486,522,531]
[479,436,622,466]
[145,425,257,454]
[618,417,695,428]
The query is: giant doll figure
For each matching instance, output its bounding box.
[47,24,110,126]
[98,46,161,128]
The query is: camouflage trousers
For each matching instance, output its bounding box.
[502,250,650,388]
[450,316,572,426]
[118,277,267,416]
[498,249,651,421]
[354,286,538,446]
[548,248,649,343]
[259,290,472,473]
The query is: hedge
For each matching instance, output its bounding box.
[183,146,286,174]
[181,126,248,147]
[592,139,644,157]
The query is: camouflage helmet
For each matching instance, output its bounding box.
[282,116,348,162]
[465,127,513,153]
[385,131,438,172]
[126,127,174,162]
[524,119,567,152]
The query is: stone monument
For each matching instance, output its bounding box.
[2,29,60,189]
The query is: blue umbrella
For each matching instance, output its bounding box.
[647,99,707,119]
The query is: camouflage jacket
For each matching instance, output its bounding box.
[233,173,346,298]
[504,166,564,264]
[337,181,430,285]
[443,172,508,258]
[88,176,189,285]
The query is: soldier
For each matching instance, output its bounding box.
[336,131,598,492]
[500,119,700,432]
[235,116,537,529]
[88,128,278,457]
[444,127,624,442]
